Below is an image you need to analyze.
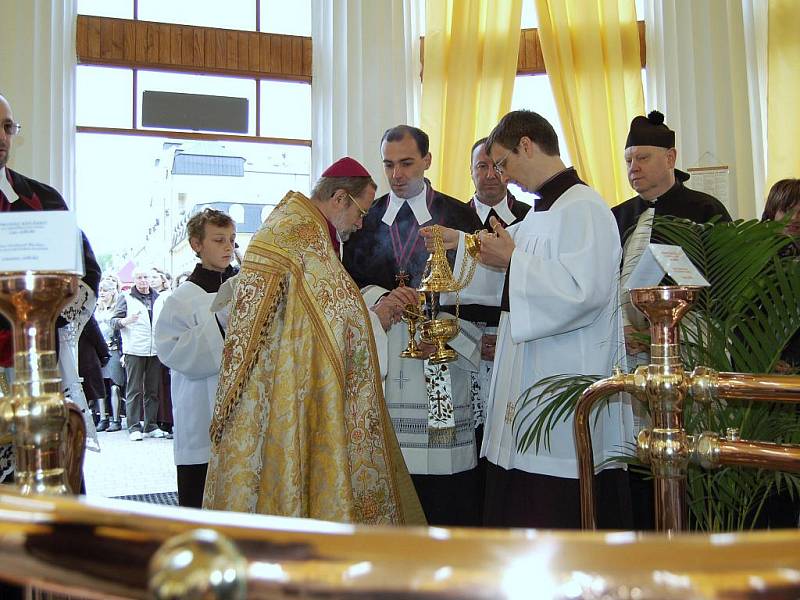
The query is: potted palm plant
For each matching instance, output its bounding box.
[514,216,800,531]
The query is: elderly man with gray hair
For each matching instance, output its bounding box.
[111,268,165,441]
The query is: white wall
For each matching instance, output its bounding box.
[0,0,76,206]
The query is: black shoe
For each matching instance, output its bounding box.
[107,420,122,432]
[96,418,110,432]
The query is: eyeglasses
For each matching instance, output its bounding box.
[493,147,514,176]
[347,193,369,218]
[2,121,21,136]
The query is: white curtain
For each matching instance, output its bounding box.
[0,0,77,208]
[311,0,422,194]
[643,0,767,220]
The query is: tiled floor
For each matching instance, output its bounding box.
[83,423,177,498]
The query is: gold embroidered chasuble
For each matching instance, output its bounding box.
[204,191,425,525]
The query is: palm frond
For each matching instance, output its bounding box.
[513,374,602,454]
[652,217,792,322]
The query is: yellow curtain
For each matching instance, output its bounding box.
[767,0,800,188]
[421,0,523,202]
[535,0,643,206]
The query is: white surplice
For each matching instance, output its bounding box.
[363,285,480,475]
[154,282,224,466]
[443,184,634,479]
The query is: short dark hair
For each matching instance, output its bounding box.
[470,137,488,159]
[312,176,377,204]
[486,110,560,158]
[381,125,430,157]
[187,208,235,245]
[763,178,800,221]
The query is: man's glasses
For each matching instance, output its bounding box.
[2,121,22,136]
[347,193,369,218]
[493,147,514,176]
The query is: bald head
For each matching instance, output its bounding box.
[0,94,13,169]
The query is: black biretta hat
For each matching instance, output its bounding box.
[625,110,675,149]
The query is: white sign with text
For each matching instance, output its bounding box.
[0,211,84,274]
[625,243,709,289]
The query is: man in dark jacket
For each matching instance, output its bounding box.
[0,93,101,372]
[613,111,732,353]
[0,91,102,600]
[613,110,731,244]
[612,111,731,531]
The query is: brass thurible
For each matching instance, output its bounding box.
[400,226,481,364]
[574,285,800,533]
[0,272,80,495]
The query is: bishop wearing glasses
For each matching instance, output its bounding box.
[203,157,425,526]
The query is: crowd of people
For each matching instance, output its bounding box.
[2,88,799,529]
[85,267,186,438]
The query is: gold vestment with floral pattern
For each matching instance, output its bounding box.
[204,191,425,526]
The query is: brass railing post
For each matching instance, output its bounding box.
[629,286,699,533]
[0,272,79,495]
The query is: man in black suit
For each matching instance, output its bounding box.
[459,137,532,522]
[461,136,531,350]
[467,137,531,230]
[612,110,731,531]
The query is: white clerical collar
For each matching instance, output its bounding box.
[0,167,19,204]
[382,183,432,226]
[472,193,515,226]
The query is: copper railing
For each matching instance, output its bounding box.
[575,285,800,533]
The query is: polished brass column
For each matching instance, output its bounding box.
[0,272,78,495]
[629,286,699,533]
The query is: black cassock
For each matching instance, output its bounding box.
[612,173,732,245]
[343,185,482,291]
[612,172,730,531]
[0,168,101,600]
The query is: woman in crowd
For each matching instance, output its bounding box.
[79,315,110,430]
[759,178,800,528]
[95,277,125,431]
[762,178,800,258]
[150,267,175,437]
[149,268,171,294]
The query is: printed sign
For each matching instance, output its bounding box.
[625,243,709,289]
[0,211,84,274]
